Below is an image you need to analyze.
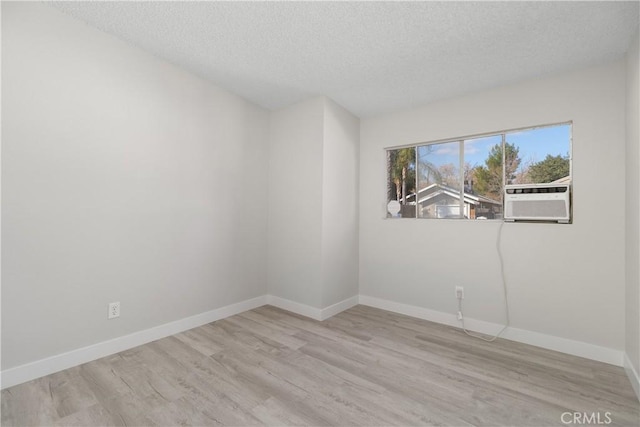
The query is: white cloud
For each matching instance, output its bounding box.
[434,146,458,155]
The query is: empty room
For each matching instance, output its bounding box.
[2,1,640,426]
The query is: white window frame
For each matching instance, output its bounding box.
[384,121,573,220]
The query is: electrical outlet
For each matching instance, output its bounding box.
[108,302,120,319]
[455,286,464,300]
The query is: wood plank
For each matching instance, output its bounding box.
[2,305,638,426]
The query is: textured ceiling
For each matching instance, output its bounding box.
[49,1,639,118]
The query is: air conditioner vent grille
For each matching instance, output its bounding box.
[508,200,567,218]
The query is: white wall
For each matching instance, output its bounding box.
[1,2,269,370]
[625,28,640,390]
[360,62,627,351]
[268,97,360,310]
[267,98,324,308]
[321,99,359,307]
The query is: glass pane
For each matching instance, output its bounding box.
[416,141,462,219]
[464,135,504,220]
[507,124,571,185]
[386,147,416,218]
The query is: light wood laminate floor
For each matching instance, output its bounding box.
[2,305,639,426]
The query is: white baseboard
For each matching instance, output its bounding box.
[265,294,359,321]
[500,326,622,367]
[1,292,627,391]
[359,295,624,367]
[0,295,268,390]
[0,294,359,390]
[266,295,323,320]
[320,295,359,320]
[359,295,457,327]
[624,353,640,402]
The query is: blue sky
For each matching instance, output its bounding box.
[417,124,571,175]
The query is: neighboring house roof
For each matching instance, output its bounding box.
[406,183,501,206]
[552,175,571,184]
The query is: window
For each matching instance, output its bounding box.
[386,123,572,219]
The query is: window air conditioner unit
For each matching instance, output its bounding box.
[504,183,571,223]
